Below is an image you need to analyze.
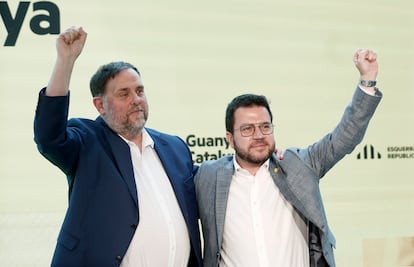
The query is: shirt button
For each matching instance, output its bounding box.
[116,256,122,262]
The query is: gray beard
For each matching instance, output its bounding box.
[117,123,144,139]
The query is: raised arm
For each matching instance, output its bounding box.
[46,26,87,96]
[296,48,382,177]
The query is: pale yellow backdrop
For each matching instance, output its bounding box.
[0,0,413,266]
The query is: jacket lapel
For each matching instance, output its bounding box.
[148,129,190,218]
[270,152,325,229]
[98,117,138,208]
[215,159,234,248]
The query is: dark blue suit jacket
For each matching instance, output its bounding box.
[34,89,202,267]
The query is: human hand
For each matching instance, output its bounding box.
[275,147,284,160]
[56,26,87,61]
[353,48,378,82]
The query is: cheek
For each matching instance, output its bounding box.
[266,135,275,144]
[105,104,124,120]
[233,138,249,150]
[108,102,125,115]
[102,99,113,112]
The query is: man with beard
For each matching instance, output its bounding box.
[34,26,202,266]
[195,49,382,267]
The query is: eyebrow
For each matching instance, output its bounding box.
[240,122,271,126]
[116,85,144,92]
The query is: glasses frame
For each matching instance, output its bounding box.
[233,122,274,137]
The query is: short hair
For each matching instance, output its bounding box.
[89,61,140,97]
[225,94,273,133]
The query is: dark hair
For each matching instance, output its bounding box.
[89,61,140,97]
[225,94,273,133]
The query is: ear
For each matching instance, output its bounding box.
[226,131,235,149]
[93,96,105,115]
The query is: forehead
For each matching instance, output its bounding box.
[106,68,143,91]
[233,105,271,125]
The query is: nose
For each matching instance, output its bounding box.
[252,126,264,138]
[131,92,143,105]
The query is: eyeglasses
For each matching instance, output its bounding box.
[234,122,274,137]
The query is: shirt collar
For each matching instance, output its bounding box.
[233,155,270,173]
[119,128,154,149]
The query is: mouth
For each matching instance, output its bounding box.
[251,142,267,149]
[129,106,144,115]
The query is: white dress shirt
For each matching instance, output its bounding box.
[220,158,309,267]
[120,129,190,267]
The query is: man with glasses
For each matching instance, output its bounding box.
[194,48,382,267]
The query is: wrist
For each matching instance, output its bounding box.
[360,72,377,81]
[359,79,377,87]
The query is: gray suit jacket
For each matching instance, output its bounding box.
[195,88,382,267]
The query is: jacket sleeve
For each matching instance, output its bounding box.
[33,88,82,176]
[298,87,382,178]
